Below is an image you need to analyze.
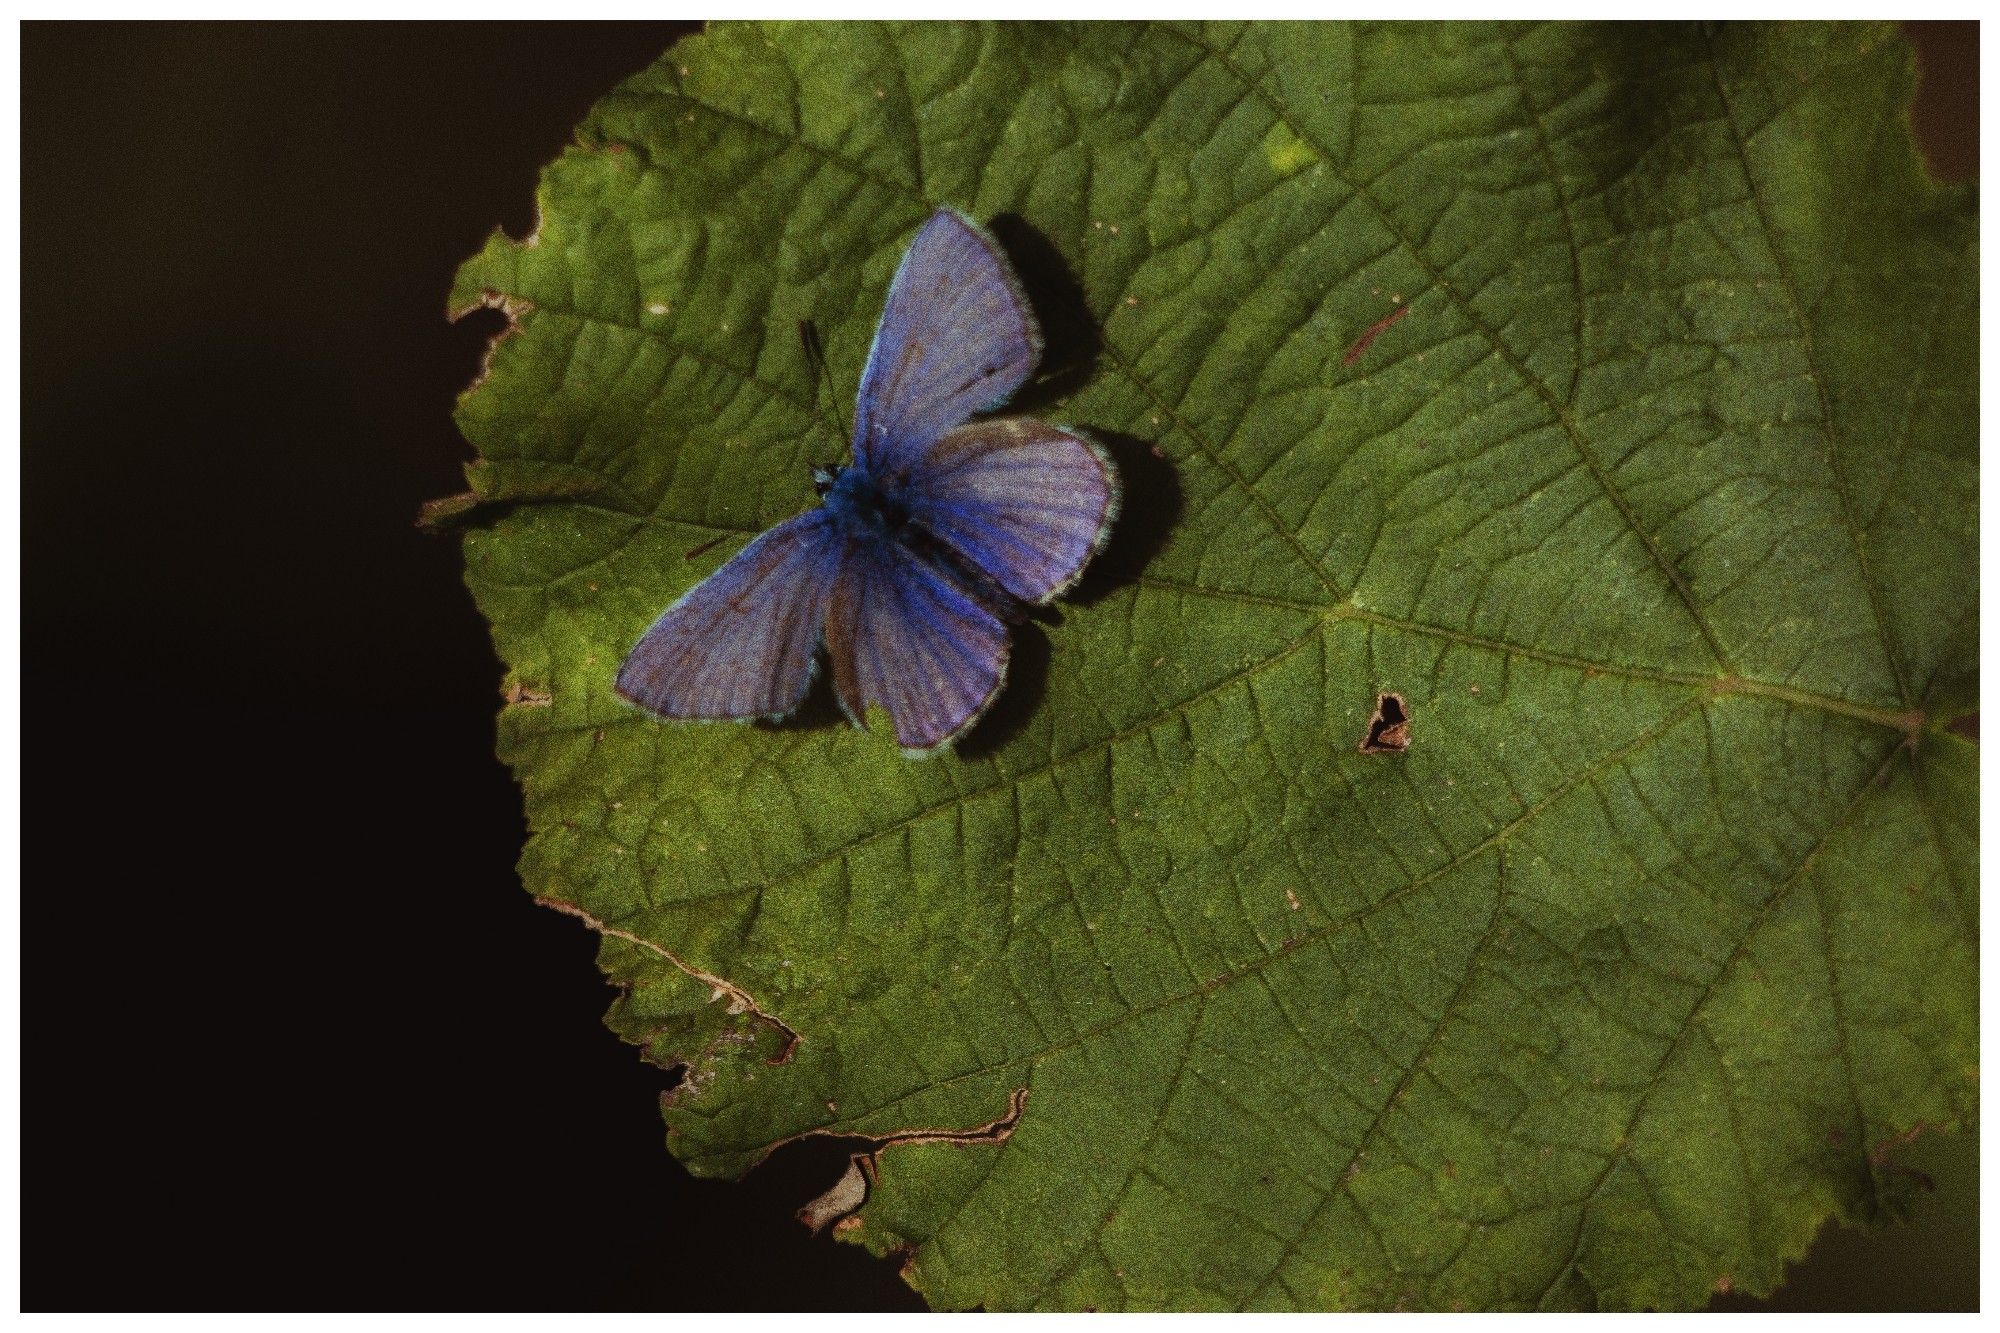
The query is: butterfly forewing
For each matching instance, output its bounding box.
[824,538,1011,752]
[904,419,1119,605]
[613,511,844,722]
[851,210,1041,472]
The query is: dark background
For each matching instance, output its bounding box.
[23,22,1977,1312]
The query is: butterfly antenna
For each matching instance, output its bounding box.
[798,319,852,453]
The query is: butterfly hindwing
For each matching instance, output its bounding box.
[824,537,1011,752]
[852,209,1041,472]
[904,418,1119,605]
[613,511,844,723]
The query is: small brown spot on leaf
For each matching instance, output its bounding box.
[1285,888,1301,911]
[503,681,551,707]
[1359,692,1410,753]
[1343,302,1411,367]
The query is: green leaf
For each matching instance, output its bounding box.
[449,20,1976,1311]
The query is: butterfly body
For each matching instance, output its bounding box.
[818,463,913,540]
[616,209,1119,753]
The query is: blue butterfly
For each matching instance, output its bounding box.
[614,208,1121,753]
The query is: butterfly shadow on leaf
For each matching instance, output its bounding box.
[749,667,848,737]
[953,219,1178,759]
[1066,427,1181,608]
[953,424,1181,760]
[953,617,1052,761]
[985,213,1101,414]
[982,216,1181,608]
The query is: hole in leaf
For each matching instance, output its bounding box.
[1359,692,1410,754]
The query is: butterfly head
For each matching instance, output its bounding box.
[811,463,843,497]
